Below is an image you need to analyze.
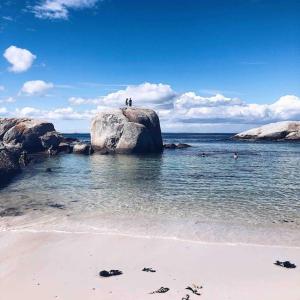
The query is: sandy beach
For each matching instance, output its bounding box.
[0,230,299,300]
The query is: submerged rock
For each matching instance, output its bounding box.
[0,149,21,186]
[177,143,192,148]
[163,143,192,149]
[91,108,163,154]
[47,203,65,209]
[164,143,177,149]
[233,121,300,141]
[0,207,23,217]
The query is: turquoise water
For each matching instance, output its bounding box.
[0,133,299,246]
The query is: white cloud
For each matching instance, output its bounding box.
[15,106,94,120]
[63,83,300,130]
[32,0,99,20]
[174,92,244,110]
[0,107,7,114]
[20,80,54,96]
[3,46,36,73]
[268,95,300,120]
[68,82,176,109]
[68,96,102,105]
[0,97,15,103]
[102,82,177,108]
[168,94,300,126]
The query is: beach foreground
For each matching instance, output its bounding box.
[0,230,299,300]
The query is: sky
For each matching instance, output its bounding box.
[0,0,300,133]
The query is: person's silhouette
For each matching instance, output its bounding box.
[129,98,132,107]
[125,98,128,106]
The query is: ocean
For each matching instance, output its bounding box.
[0,133,299,247]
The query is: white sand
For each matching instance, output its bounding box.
[0,230,299,300]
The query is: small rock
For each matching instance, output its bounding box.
[150,287,169,294]
[274,260,296,269]
[164,143,177,149]
[99,270,123,277]
[163,143,192,149]
[186,285,202,296]
[47,203,65,209]
[177,143,192,148]
[73,143,93,155]
[142,267,156,272]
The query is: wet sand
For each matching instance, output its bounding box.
[0,230,299,300]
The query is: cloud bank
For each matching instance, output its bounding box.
[3,46,36,73]
[2,82,300,132]
[32,0,100,20]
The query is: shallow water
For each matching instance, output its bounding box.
[0,133,300,246]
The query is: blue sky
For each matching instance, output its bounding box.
[0,0,299,132]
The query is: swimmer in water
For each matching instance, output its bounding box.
[233,152,238,160]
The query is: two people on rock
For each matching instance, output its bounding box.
[125,98,132,107]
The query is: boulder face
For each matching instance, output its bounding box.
[91,108,163,154]
[234,121,300,141]
[0,118,60,152]
[0,149,21,186]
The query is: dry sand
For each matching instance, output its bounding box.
[0,230,299,300]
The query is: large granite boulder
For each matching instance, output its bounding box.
[0,118,27,140]
[0,118,59,152]
[91,108,163,154]
[0,149,21,186]
[234,121,300,141]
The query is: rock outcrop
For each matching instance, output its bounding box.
[233,121,300,141]
[0,118,61,153]
[0,149,21,186]
[164,143,192,149]
[0,118,61,152]
[73,143,93,155]
[91,108,163,154]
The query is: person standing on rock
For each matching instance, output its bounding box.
[125,98,128,107]
[129,98,132,107]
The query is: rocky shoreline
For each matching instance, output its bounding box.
[0,118,93,186]
[233,121,300,141]
[2,116,299,187]
[0,108,164,186]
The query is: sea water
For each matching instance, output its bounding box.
[0,133,299,247]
